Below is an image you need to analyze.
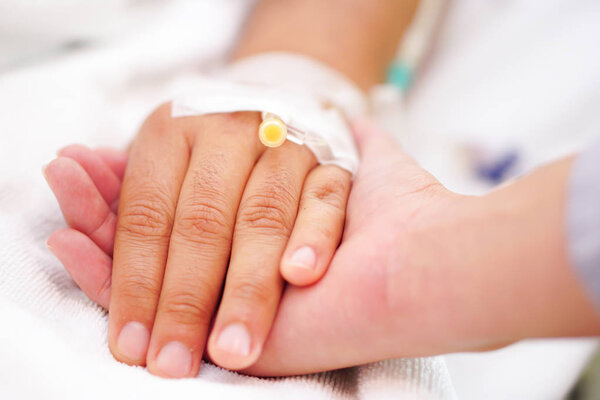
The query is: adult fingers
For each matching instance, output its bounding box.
[280,165,351,286]
[44,157,116,255]
[207,141,316,370]
[47,228,112,309]
[109,104,190,366]
[245,235,392,376]
[146,112,264,378]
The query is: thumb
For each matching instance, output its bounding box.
[351,118,403,161]
[350,118,427,183]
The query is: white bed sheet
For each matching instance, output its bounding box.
[2,0,600,399]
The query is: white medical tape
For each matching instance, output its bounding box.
[172,78,359,175]
[172,53,368,176]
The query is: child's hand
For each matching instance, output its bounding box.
[44,104,351,377]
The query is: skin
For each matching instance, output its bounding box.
[46,119,600,376]
[44,0,419,378]
[46,110,351,378]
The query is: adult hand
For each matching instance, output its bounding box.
[44,104,351,377]
[248,119,600,375]
[46,117,600,377]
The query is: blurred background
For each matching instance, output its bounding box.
[2,0,600,399]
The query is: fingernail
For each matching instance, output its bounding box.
[45,238,52,250]
[155,341,192,378]
[287,246,317,270]
[42,164,48,180]
[117,321,149,362]
[216,322,251,357]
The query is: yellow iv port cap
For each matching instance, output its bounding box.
[258,116,287,148]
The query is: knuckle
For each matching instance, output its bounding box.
[228,277,274,307]
[161,291,214,326]
[237,170,297,235]
[306,171,350,210]
[118,193,173,239]
[173,163,232,244]
[174,199,230,244]
[313,221,338,242]
[237,193,293,235]
[117,271,161,306]
[237,195,290,234]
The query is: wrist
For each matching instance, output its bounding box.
[395,157,600,356]
[403,192,515,352]
[480,159,600,339]
[442,159,600,350]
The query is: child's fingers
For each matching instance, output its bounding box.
[44,157,116,255]
[94,147,129,180]
[58,144,121,208]
[47,228,112,309]
[280,165,351,286]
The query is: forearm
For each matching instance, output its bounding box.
[446,157,600,346]
[233,0,419,90]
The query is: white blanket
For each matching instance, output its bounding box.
[0,1,456,399]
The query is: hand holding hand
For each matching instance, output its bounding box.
[46,116,465,376]
[249,119,600,375]
[44,104,351,377]
[46,116,599,377]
